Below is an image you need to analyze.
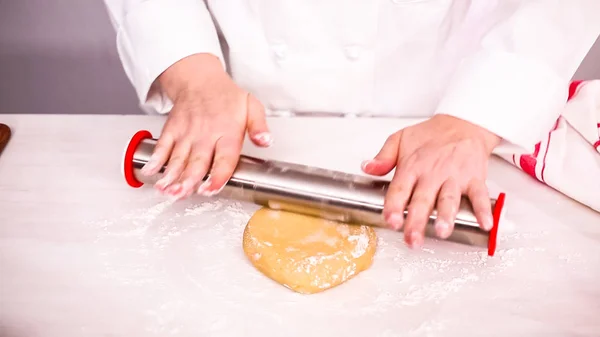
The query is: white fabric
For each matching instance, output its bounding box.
[103,0,600,210]
[105,0,225,115]
[496,80,600,212]
[103,0,600,151]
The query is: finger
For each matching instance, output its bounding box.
[142,131,175,177]
[246,94,272,147]
[383,165,417,231]
[466,179,493,231]
[362,131,402,176]
[198,135,243,196]
[404,177,441,248]
[176,141,214,199]
[155,140,192,194]
[434,178,461,239]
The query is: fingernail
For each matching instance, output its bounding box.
[180,186,195,200]
[155,179,166,190]
[253,132,273,147]
[179,179,194,195]
[170,182,193,200]
[202,190,218,197]
[435,220,452,239]
[172,188,189,201]
[197,176,213,195]
[361,160,373,171]
[386,212,404,230]
[204,183,226,197]
[154,182,167,193]
[155,172,174,190]
[155,180,171,193]
[141,156,159,175]
[166,183,182,196]
[410,231,423,248]
[166,193,182,202]
[483,216,494,231]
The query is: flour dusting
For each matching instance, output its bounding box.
[184,200,224,216]
[122,199,174,223]
[83,192,594,337]
[301,229,338,247]
[348,226,370,258]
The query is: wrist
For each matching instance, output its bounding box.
[434,114,502,153]
[158,53,227,101]
[480,129,502,154]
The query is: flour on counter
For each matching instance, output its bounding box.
[84,191,596,337]
[121,199,175,223]
[183,200,224,216]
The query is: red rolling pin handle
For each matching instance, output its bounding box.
[488,192,506,256]
[123,130,153,188]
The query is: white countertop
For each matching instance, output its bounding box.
[1,114,599,337]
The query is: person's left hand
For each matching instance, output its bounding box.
[361,114,501,248]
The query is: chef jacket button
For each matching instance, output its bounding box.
[344,45,361,61]
[271,43,287,60]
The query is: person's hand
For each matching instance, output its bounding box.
[140,53,272,199]
[361,114,501,248]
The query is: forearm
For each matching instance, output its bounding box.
[435,0,600,151]
[102,0,225,113]
[158,53,226,102]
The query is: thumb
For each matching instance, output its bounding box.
[246,94,272,147]
[362,131,401,176]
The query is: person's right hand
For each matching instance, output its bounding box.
[139,53,272,200]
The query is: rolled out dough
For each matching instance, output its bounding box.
[242,208,377,294]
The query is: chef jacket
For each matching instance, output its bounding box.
[103,0,600,152]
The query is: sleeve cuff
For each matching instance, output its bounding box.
[116,0,225,114]
[435,51,568,152]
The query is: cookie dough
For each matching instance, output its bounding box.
[242,208,377,294]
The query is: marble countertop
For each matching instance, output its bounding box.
[1,114,599,337]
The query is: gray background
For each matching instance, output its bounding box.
[0,0,599,115]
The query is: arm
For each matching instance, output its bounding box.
[435,0,600,151]
[103,0,225,114]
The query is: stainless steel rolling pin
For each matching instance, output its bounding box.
[122,130,505,256]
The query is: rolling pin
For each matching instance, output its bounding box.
[122,130,505,256]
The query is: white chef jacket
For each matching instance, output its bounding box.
[104,0,600,152]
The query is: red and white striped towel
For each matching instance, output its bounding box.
[494,80,600,212]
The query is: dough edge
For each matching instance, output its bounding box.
[242,208,378,294]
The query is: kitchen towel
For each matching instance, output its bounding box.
[495,80,600,213]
